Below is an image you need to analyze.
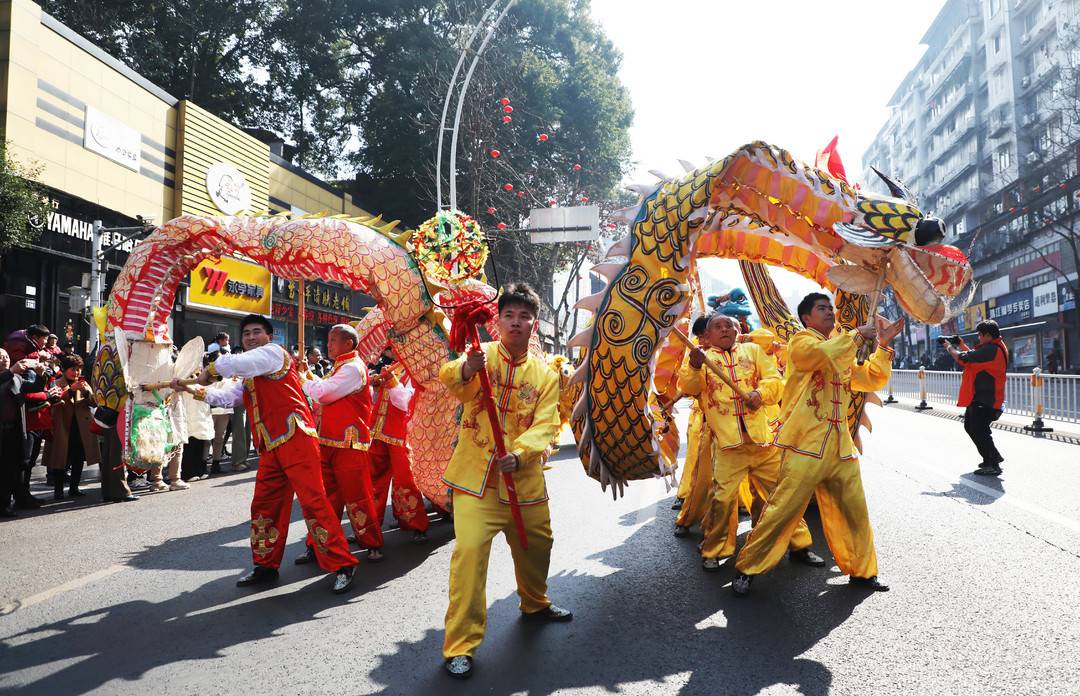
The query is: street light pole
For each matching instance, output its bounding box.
[90,220,104,325]
[436,0,517,212]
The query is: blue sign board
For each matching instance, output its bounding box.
[986,287,1033,327]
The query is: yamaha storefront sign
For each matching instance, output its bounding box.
[2,186,142,348]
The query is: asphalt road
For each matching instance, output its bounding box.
[2,405,1080,696]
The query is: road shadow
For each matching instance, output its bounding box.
[0,573,356,695]
[0,499,454,695]
[921,473,1004,506]
[364,499,870,696]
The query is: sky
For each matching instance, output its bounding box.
[588,0,949,311]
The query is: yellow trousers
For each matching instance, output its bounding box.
[675,428,714,530]
[735,439,878,579]
[700,443,812,559]
[443,488,553,658]
[676,408,703,500]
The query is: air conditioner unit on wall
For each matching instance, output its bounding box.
[1021,76,1031,87]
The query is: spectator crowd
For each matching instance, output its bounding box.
[0,323,270,518]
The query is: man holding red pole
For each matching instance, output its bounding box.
[439,283,571,680]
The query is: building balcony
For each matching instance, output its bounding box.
[926,53,972,102]
[927,159,977,197]
[926,86,970,132]
[988,110,1013,137]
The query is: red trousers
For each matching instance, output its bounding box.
[313,446,383,549]
[249,434,357,571]
[369,439,429,532]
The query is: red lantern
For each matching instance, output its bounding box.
[1023,206,1030,212]
[503,183,514,191]
[496,222,507,230]
[490,149,500,158]
[499,97,510,106]
[1061,183,1068,189]
[1033,185,1041,192]
[538,133,549,142]
[1045,217,1054,224]
[487,206,497,214]
[572,163,582,172]
[547,198,557,205]
[1009,207,1017,213]
[517,191,526,198]
[503,105,513,114]
[580,196,589,203]
[502,115,512,124]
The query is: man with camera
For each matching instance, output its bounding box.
[941,320,1009,476]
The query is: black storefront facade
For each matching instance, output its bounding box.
[0,187,140,352]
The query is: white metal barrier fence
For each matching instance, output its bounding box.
[886,369,1080,425]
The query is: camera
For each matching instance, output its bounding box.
[936,335,962,345]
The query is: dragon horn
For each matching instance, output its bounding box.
[871,166,914,203]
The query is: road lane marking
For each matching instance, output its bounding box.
[0,564,127,616]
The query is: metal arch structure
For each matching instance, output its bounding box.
[435,0,517,212]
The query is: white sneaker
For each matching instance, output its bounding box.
[150,481,169,492]
[169,480,190,491]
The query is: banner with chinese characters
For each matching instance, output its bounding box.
[272,278,372,318]
[271,301,358,328]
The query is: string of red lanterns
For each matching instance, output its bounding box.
[483,96,620,235]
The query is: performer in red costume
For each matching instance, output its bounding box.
[368,350,430,541]
[294,324,385,565]
[176,314,358,594]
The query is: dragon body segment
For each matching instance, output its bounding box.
[94,213,466,506]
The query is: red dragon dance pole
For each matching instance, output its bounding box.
[449,300,528,550]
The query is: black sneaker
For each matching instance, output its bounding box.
[849,575,890,591]
[789,548,826,567]
[236,566,279,587]
[973,465,1002,476]
[732,572,754,597]
[331,565,356,594]
[444,655,473,679]
[522,604,573,622]
[294,544,315,565]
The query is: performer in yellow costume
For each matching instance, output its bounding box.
[680,315,823,571]
[740,328,787,517]
[733,292,904,596]
[673,317,713,535]
[440,283,571,680]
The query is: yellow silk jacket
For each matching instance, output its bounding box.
[440,341,560,505]
[762,350,786,432]
[773,328,894,459]
[677,342,782,449]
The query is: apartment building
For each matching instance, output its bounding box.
[862,0,1080,370]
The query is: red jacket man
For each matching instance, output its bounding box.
[945,319,1009,476]
[294,324,385,565]
[181,314,358,594]
[368,357,430,539]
